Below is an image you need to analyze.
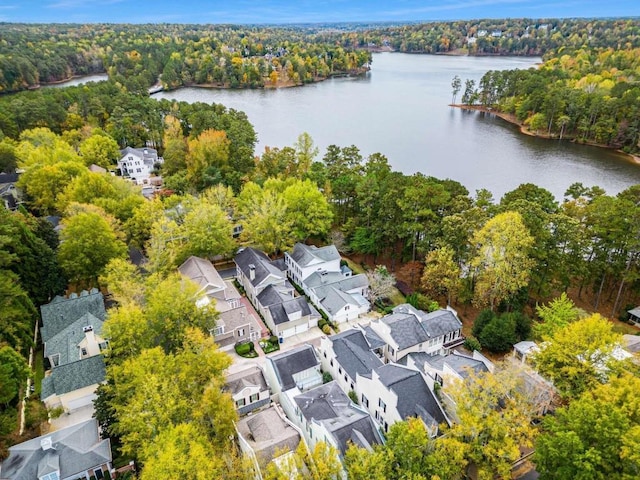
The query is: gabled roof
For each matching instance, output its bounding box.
[44,312,104,366]
[41,355,105,400]
[329,330,383,380]
[305,272,369,292]
[235,248,285,287]
[226,366,269,396]
[236,405,300,463]
[268,297,318,326]
[420,309,463,337]
[293,382,382,455]
[381,313,430,350]
[404,352,488,379]
[360,325,386,350]
[119,146,160,164]
[179,256,226,292]
[268,345,319,391]
[374,364,448,428]
[0,419,111,480]
[318,287,359,314]
[289,243,340,267]
[40,289,105,342]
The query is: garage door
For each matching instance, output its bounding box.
[279,326,297,339]
[64,393,97,411]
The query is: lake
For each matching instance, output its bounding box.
[44,73,109,88]
[152,53,640,199]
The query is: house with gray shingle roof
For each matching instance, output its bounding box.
[401,350,493,390]
[318,328,383,400]
[180,256,265,348]
[369,304,463,362]
[235,248,319,340]
[264,345,323,401]
[39,290,108,414]
[40,289,105,343]
[281,381,383,456]
[41,355,106,413]
[0,418,111,480]
[118,146,163,186]
[356,364,450,436]
[236,404,302,476]
[226,366,271,415]
[285,243,370,324]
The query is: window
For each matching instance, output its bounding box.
[330,359,334,367]
[361,394,369,408]
[384,421,389,433]
[212,325,224,336]
[99,341,109,351]
[338,367,342,374]
[237,328,245,337]
[378,398,386,412]
[249,393,259,403]
[40,473,60,480]
[323,352,327,358]
[236,398,246,407]
[81,347,88,357]
[50,354,60,367]
[136,168,142,173]
[344,374,348,382]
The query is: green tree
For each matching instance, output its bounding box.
[444,363,538,480]
[470,211,535,310]
[79,134,120,168]
[58,207,127,285]
[451,75,462,104]
[422,246,462,305]
[534,293,583,340]
[265,442,342,480]
[282,179,333,241]
[186,129,230,190]
[0,346,29,405]
[535,373,640,479]
[177,200,236,263]
[532,314,624,400]
[0,140,17,173]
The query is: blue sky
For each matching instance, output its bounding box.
[0,0,638,24]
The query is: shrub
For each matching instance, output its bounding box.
[48,406,65,420]
[472,309,496,337]
[235,342,252,355]
[322,371,333,383]
[348,390,359,404]
[269,335,279,344]
[322,324,332,335]
[464,336,482,352]
[479,315,518,353]
[317,318,328,330]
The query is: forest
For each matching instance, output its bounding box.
[1,17,640,480]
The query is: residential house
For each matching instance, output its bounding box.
[512,340,540,364]
[318,328,383,399]
[0,172,21,211]
[264,345,323,401]
[356,364,449,436]
[179,256,265,348]
[283,381,383,456]
[117,146,163,186]
[225,366,271,415]
[627,306,640,326]
[401,350,493,390]
[235,248,319,339]
[0,418,111,480]
[285,243,370,324]
[368,304,463,363]
[40,290,108,413]
[236,405,302,475]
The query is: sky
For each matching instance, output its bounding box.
[0,0,637,24]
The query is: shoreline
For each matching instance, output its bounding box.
[451,104,640,166]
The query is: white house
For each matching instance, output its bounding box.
[118,146,163,186]
[226,366,271,415]
[356,364,449,436]
[179,256,266,348]
[402,350,493,390]
[368,304,463,363]
[318,328,383,399]
[282,381,383,456]
[264,345,323,401]
[285,243,370,324]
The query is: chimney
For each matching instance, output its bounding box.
[249,264,255,281]
[41,437,54,451]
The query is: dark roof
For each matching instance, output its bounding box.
[0,172,18,185]
[268,297,315,326]
[128,246,149,270]
[293,382,382,455]
[375,364,449,428]
[0,419,111,480]
[360,325,386,350]
[330,330,383,380]
[40,289,105,342]
[41,355,106,400]
[381,313,430,350]
[269,345,319,391]
[235,248,285,287]
[257,284,286,307]
[421,309,463,337]
[44,312,104,366]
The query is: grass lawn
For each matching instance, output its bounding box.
[33,347,44,398]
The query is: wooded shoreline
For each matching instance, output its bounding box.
[450,104,640,166]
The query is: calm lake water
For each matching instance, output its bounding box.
[146,53,639,199]
[44,73,109,88]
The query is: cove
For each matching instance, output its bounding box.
[153,53,640,199]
